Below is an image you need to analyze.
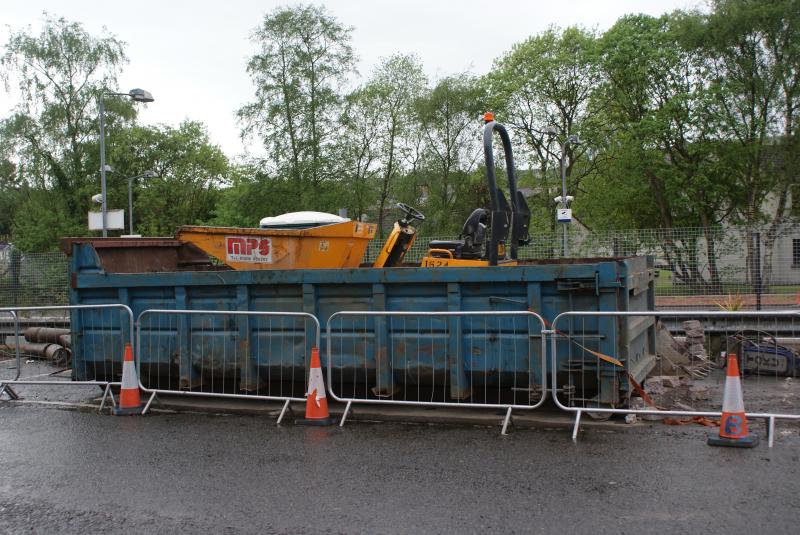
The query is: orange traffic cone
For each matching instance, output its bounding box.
[296,347,337,426]
[708,353,759,447]
[113,343,142,416]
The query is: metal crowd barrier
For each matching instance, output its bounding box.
[135,309,320,422]
[0,304,134,412]
[326,310,548,434]
[550,310,800,447]
[0,310,20,379]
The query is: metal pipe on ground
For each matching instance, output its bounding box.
[3,336,69,365]
[58,334,71,349]
[23,327,71,348]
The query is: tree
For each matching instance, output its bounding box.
[341,54,427,234]
[0,158,20,237]
[238,4,355,209]
[211,162,298,228]
[416,74,486,233]
[338,86,382,223]
[0,15,130,250]
[489,26,603,233]
[592,13,731,290]
[684,0,800,287]
[105,121,228,236]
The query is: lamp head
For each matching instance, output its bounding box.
[128,88,154,103]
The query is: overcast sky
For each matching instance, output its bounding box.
[1,0,698,157]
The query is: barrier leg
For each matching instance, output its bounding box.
[276,399,292,425]
[98,384,111,413]
[768,416,775,448]
[340,400,352,427]
[0,383,20,400]
[572,410,582,442]
[501,406,513,435]
[142,392,158,415]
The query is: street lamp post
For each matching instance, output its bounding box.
[547,127,581,258]
[126,170,158,235]
[559,134,580,257]
[99,88,154,237]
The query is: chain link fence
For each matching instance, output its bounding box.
[4,223,800,308]
[365,223,800,308]
[0,246,69,307]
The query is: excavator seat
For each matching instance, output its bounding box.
[428,208,488,260]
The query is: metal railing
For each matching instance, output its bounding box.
[135,309,320,422]
[0,304,134,411]
[4,302,799,449]
[549,310,800,447]
[325,310,548,434]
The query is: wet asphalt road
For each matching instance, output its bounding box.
[0,404,799,535]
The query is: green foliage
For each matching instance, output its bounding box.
[0,158,20,236]
[592,12,726,230]
[238,4,355,210]
[340,54,427,234]
[415,74,486,232]
[0,15,131,250]
[487,25,617,239]
[212,164,301,228]
[489,26,601,211]
[106,121,228,236]
[10,189,88,251]
[682,0,800,225]
[1,4,798,256]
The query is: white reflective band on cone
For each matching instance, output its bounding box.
[722,375,745,413]
[306,366,326,407]
[121,360,138,389]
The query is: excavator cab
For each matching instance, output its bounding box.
[421,113,530,267]
[373,202,425,267]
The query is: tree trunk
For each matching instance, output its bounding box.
[761,187,790,290]
[700,213,720,292]
[745,228,758,295]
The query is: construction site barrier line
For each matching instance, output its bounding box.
[6,304,797,448]
[325,310,549,434]
[548,309,800,447]
[135,309,321,420]
[0,304,134,412]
